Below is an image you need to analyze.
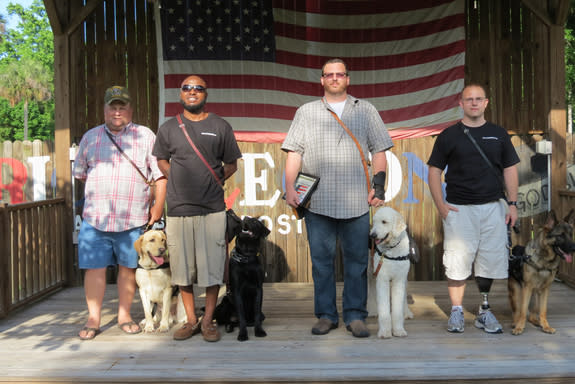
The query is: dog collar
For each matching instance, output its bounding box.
[383,254,410,261]
[137,262,170,270]
[230,249,260,264]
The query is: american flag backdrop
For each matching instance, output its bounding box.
[156,0,465,142]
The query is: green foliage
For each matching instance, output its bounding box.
[566,2,575,112]
[0,0,54,141]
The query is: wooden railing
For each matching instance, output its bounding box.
[0,199,69,318]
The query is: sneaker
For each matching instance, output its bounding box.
[311,318,338,335]
[447,309,465,333]
[474,308,503,333]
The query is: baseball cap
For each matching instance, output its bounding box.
[104,86,131,105]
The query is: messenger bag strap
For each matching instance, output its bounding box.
[105,129,154,187]
[459,122,506,194]
[322,99,371,192]
[176,114,224,188]
[460,122,513,257]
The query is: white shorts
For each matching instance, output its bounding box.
[166,211,227,287]
[442,200,508,281]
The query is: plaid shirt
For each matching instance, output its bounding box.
[282,95,393,219]
[74,122,163,232]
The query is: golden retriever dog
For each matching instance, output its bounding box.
[134,230,184,332]
[508,209,575,335]
[367,207,414,338]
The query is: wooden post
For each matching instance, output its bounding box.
[0,203,9,317]
[53,32,75,286]
[548,24,567,213]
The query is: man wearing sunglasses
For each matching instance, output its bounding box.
[153,76,242,342]
[282,58,393,338]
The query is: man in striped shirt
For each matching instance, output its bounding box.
[74,86,167,340]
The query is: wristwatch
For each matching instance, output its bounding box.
[507,201,517,206]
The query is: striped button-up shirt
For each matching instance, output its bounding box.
[282,95,393,219]
[73,122,163,232]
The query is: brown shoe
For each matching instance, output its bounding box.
[346,319,370,338]
[311,318,338,335]
[173,320,201,341]
[202,321,221,342]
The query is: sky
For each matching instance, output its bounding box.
[0,0,34,30]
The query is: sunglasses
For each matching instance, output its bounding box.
[181,84,207,93]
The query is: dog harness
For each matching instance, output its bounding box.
[372,234,410,277]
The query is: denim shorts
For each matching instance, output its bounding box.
[78,221,143,269]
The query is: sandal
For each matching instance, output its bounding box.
[118,321,142,335]
[78,326,100,340]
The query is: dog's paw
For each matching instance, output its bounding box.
[157,322,170,333]
[392,328,407,337]
[528,315,541,327]
[404,307,414,320]
[254,327,267,338]
[511,326,524,335]
[140,319,156,333]
[377,329,392,339]
[541,326,556,334]
[237,330,249,342]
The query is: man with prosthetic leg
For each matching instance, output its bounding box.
[427,83,519,334]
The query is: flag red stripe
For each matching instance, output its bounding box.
[273,0,456,14]
[233,120,455,143]
[165,94,459,124]
[381,94,460,123]
[275,15,463,43]
[274,41,465,70]
[164,66,463,98]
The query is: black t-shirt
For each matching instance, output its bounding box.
[153,113,242,216]
[427,121,520,205]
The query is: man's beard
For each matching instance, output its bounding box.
[180,98,207,114]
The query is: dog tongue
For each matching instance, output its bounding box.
[152,256,165,266]
[565,253,573,264]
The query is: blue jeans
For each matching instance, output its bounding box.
[304,210,370,325]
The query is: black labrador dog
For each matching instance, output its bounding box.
[215,215,270,341]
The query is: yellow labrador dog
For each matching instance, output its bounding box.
[134,230,184,332]
[367,207,414,338]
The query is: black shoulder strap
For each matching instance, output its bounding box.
[459,122,506,194]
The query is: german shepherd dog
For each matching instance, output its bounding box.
[508,209,575,335]
[215,215,270,341]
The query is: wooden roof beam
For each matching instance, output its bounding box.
[64,0,105,36]
[520,0,553,26]
[42,0,62,36]
[550,0,570,25]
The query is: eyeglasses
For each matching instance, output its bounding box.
[181,84,207,93]
[322,72,347,79]
[462,97,486,104]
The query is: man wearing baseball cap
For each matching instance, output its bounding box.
[74,85,167,340]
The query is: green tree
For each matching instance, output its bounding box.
[0,59,52,140]
[0,0,53,141]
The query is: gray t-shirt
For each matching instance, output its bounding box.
[153,113,242,216]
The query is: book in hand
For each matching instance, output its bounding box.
[283,172,320,219]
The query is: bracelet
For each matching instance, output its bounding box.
[507,201,517,206]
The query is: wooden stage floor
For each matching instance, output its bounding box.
[1,280,575,383]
